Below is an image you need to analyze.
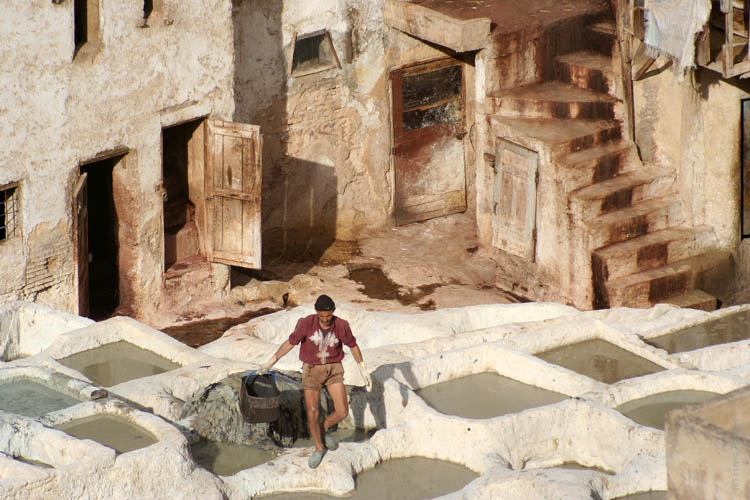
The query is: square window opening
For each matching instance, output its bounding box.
[290,30,340,77]
[0,184,19,242]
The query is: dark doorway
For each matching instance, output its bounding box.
[162,119,204,271]
[80,156,122,319]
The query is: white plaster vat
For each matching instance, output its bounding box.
[0,300,747,499]
[0,301,93,361]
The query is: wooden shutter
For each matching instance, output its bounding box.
[204,119,262,269]
[492,138,538,261]
[73,173,89,316]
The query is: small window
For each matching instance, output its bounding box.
[289,30,341,77]
[0,184,19,242]
[401,63,463,131]
[74,0,100,57]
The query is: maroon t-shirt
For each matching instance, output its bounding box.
[288,314,357,365]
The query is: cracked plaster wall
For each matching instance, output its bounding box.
[233,0,477,258]
[1,1,235,320]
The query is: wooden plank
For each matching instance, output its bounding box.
[725,7,735,76]
[697,25,710,66]
[634,56,656,80]
[221,196,243,254]
[492,138,538,261]
[384,0,490,52]
[204,118,262,269]
[223,135,244,191]
[73,173,89,317]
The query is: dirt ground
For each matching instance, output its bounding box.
[157,212,520,346]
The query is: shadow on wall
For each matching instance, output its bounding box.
[231,2,338,271]
[260,158,338,265]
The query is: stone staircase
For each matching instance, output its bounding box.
[488,17,731,310]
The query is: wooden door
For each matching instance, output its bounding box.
[73,173,89,316]
[204,119,262,268]
[391,58,467,225]
[493,139,538,261]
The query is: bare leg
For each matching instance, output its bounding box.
[304,389,324,451]
[322,382,349,433]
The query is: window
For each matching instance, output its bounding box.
[289,30,341,76]
[74,0,100,57]
[401,63,463,131]
[0,184,19,242]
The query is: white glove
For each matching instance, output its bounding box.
[258,357,275,375]
[358,361,372,392]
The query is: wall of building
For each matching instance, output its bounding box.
[233,0,477,262]
[633,66,750,291]
[0,0,235,320]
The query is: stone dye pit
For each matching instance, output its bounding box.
[535,339,665,384]
[190,440,274,476]
[58,340,181,387]
[0,379,81,418]
[416,372,568,419]
[645,309,750,354]
[0,301,748,499]
[55,414,158,454]
[613,492,666,500]
[616,390,719,430]
[292,427,376,449]
[260,457,479,500]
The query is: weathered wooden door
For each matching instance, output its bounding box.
[204,119,262,269]
[493,139,538,261]
[73,172,89,316]
[391,58,467,225]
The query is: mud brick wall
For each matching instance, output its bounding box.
[23,223,73,297]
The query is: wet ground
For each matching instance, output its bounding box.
[156,213,517,344]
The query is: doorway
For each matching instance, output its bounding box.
[78,154,124,319]
[162,119,205,271]
[391,57,467,225]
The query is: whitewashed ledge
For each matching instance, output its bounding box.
[0,300,748,499]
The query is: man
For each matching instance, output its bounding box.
[259,294,372,469]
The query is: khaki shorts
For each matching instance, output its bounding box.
[302,362,344,390]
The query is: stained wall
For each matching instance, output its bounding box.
[232,0,477,262]
[0,0,235,320]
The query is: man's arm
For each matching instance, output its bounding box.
[259,340,294,373]
[350,344,364,363]
[350,344,372,391]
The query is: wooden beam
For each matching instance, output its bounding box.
[634,56,656,80]
[617,0,636,143]
[384,0,490,52]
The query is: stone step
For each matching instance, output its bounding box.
[585,197,678,249]
[489,116,622,158]
[586,21,617,56]
[570,165,673,219]
[555,51,615,93]
[604,250,732,308]
[592,226,717,281]
[659,289,718,311]
[487,81,620,120]
[556,141,641,192]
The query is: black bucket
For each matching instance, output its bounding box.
[240,372,281,423]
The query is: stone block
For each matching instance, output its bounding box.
[666,385,750,499]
